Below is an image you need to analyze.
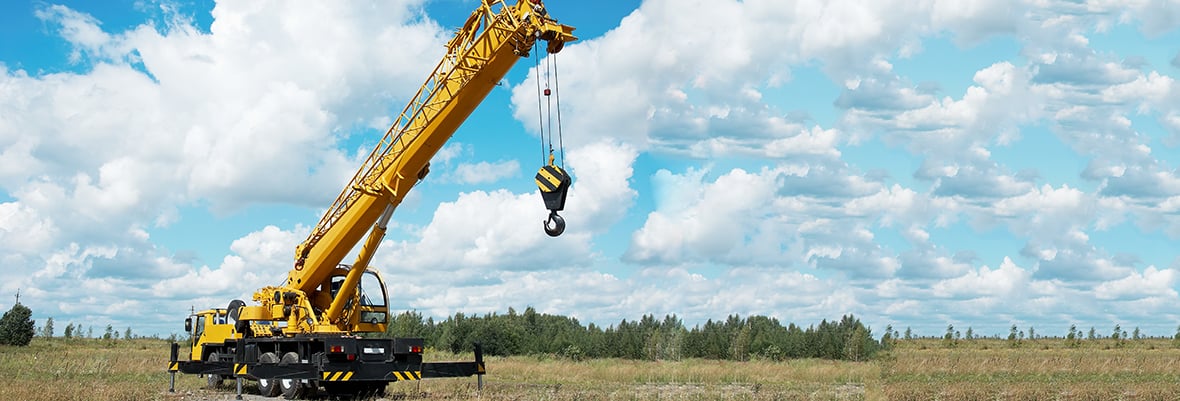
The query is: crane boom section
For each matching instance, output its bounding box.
[282,0,575,298]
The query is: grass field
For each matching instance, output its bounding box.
[879,339,1180,401]
[1,337,1177,400]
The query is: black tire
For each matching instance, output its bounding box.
[228,300,251,334]
[257,352,281,397]
[226,299,246,321]
[206,351,223,389]
[278,352,307,400]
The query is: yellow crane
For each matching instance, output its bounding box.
[168,1,575,398]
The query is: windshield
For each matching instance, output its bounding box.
[359,272,386,307]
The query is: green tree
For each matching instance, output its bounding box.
[943,324,955,348]
[845,325,867,361]
[1067,324,1080,348]
[63,322,74,339]
[0,303,36,346]
[1132,327,1140,341]
[965,327,974,340]
[103,324,114,340]
[731,321,751,361]
[1087,326,1096,340]
[386,310,430,339]
[903,327,912,340]
[1028,326,1035,340]
[43,317,54,339]
[124,327,132,340]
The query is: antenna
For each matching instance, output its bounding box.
[14,288,19,305]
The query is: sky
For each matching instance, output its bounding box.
[2,0,1180,339]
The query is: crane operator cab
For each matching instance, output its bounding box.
[327,266,390,332]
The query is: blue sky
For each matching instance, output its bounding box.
[2,0,1180,339]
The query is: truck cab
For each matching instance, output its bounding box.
[184,309,240,362]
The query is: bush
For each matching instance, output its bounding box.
[558,344,585,361]
[0,303,36,346]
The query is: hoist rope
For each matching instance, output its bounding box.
[532,41,566,168]
[533,42,547,164]
[550,52,566,168]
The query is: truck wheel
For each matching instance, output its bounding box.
[206,352,223,389]
[257,352,281,397]
[279,352,307,400]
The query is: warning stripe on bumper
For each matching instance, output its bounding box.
[321,371,355,381]
[392,371,421,381]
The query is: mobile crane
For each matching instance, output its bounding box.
[168,0,575,398]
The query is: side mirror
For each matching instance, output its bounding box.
[184,317,192,333]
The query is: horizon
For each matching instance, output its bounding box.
[14,302,1180,341]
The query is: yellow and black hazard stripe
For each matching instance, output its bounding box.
[234,363,248,376]
[535,165,568,193]
[321,371,355,382]
[168,362,179,372]
[391,371,422,381]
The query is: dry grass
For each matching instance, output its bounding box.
[394,355,876,400]
[3,337,1178,401]
[0,338,206,401]
[879,339,1180,401]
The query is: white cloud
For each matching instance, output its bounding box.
[0,1,448,334]
[932,257,1032,299]
[990,184,1088,231]
[376,141,636,277]
[625,166,785,265]
[1093,266,1178,300]
[1101,71,1174,105]
[33,5,113,63]
[151,225,302,299]
[0,202,56,254]
[510,0,968,155]
[447,160,520,185]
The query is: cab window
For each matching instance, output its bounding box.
[194,315,206,338]
[359,272,386,307]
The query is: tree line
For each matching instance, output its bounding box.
[42,319,137,341]
[1,299,145,346]
[882,323,1180,349]
[380,307,881,362]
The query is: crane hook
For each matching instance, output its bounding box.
[544,211,565,237]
